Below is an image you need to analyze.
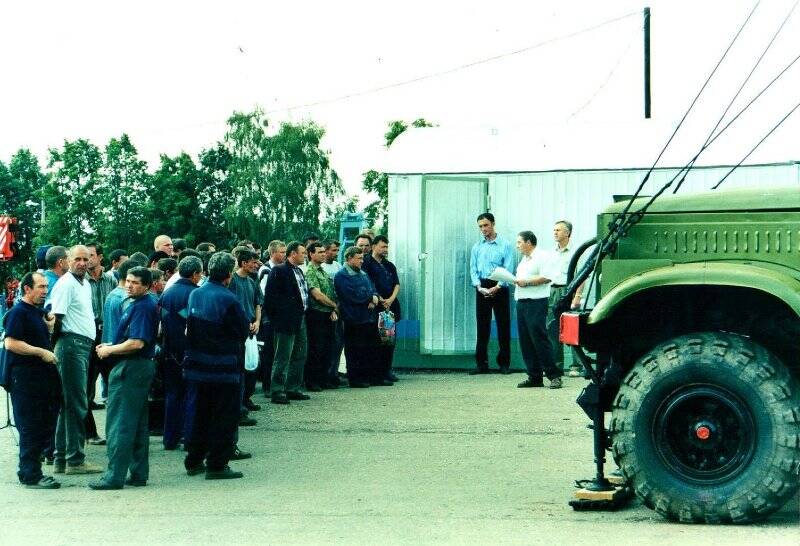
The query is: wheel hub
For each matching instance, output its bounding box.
[653,384,756,484]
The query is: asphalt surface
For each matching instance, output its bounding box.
[0,372,797,545]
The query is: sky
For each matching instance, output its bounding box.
[1,0,798,196]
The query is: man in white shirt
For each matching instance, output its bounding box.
[257,240,286,395]
[547,220,578,375]
[514,231,562,389]
[49,245,104,474]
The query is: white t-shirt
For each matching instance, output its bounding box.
[163,272,180,292]
[321,261,342,277]
[50,271,96,339]
[514,249,554,301]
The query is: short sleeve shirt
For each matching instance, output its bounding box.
[228,273,262,322]
[113,295,159,359]
[305,263,337,313]
[3,301,60,394]
[49,272,96,340]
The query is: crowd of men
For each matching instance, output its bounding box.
[1,232,400,489]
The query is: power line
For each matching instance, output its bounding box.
[265,10,639,115]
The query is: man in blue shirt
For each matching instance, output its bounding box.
[3,272,62,489]
[469,213,514,375]
[89,266,159,490]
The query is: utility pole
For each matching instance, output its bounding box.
[644,7,651,119]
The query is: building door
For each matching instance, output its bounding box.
[420,176,488,354]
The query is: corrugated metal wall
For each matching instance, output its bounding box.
[389,162,799,363]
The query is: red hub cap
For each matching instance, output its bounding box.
[695,425,711,441]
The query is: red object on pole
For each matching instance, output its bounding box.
[0,216,18,261]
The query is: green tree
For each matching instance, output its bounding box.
[39,139,103,246]
[224,109,343,243]
[195,142,235,245]
[7,149,47,269]
[147,152,201,245]
[94,134,152,252]
[362,118,434,230]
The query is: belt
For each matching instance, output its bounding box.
[551,284,566,288]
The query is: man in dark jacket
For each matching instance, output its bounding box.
[182,252,250,480]
[334,246,387,388]
[362,235,401,382]
[158,255,202,451]
[264,241,309,405]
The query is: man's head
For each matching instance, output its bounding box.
[235,248,259,274]
[172,238,187,254]
[157,258,178,281]
[128,252,148,266]
[372,235,389,260]
[108,249,128,270]
[355,234,372,255]
[553,220,572,246]
[477,213,496,239]
[116,259,136,287]
[153,235,174,256]
[147,250,170,269]
[208,252,236,285]
[35,245,52,271]
[20,271,47,306]
[85,241,103,271]
[149,268,165,294]
[178,255,204,285]
[516,231,537,255]
[196,242,216,253]
[267,240,286,265]
[307,242,326,265]
[344,246,364,271]
[286,241,306,267]
[125,266,152,299]
[324,240,340,264]
[45,246,68,275]
[68,245,90,277]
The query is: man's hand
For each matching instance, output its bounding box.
[330,311,338,322]
[249,321,259,335]
[515,279,527,288]
[39,349,57,365]
[43,313,55,332]
[96,343,113,360]
[477,287,490,297]
[571,294,583,310]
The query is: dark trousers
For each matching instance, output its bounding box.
[162,356,189,449]
[258,323,274,393]
[184,380,240,472]
[343,321,380,383]
[10,390,60,484]
[85,329,109,439]
[103,358,156,486]
[547,286,568,369]
[475,280,511,369]
[517,298,562,381]
[306,310,335,388]
[328,320,345,381]
[376,343,395,380]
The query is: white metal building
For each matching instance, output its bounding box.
[383,123,799,369]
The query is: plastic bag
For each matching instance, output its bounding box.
[378,310,396,346]
[244,335,259,371]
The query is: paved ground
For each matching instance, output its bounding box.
[0,372,797,545]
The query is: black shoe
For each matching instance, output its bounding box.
[186,463,206,476]
[369,379,394,387]
[306,384,323,392]
[205,466,243,480]
[349,381,370,388]
[124,477,147,487]
[239,416,258,426]
[243,399,261,411]
[498,367,511,375]
[89,401,105,411]
[230,447,252,460]
[468,368,489,375]
[88,480,123,490]
[271,393,290,405]
[322,382,339,390]
[87,436,107,446]
[517,378,544,388]
[287,392,310,400]
[23,476,60,489]
[549,377,563,389]
[387,373,399,382]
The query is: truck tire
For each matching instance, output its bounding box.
[610,331,800,523]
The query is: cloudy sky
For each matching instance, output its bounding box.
[1,0,797,194]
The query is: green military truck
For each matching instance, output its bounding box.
[560,185,800,523]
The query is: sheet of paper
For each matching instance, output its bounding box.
[488,267,517,284]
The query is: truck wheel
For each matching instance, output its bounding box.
[610,332,800,523]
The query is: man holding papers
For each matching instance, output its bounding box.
[468,213,514,375]
[513,231,562,389]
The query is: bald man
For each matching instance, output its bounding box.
[153,235,174,257]
[49,245,103,475]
